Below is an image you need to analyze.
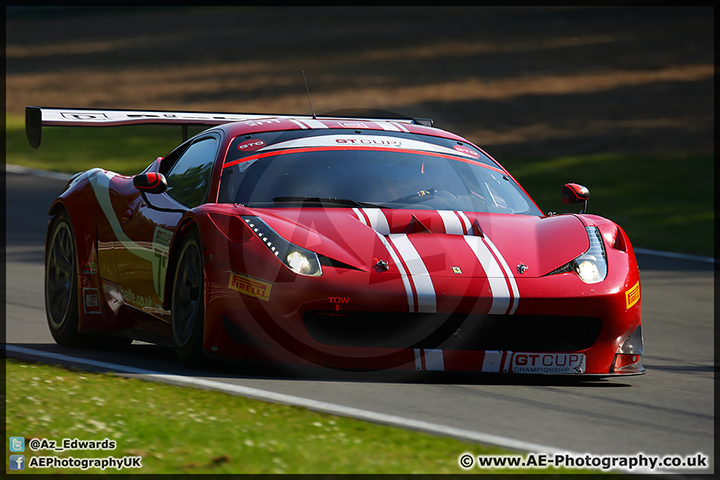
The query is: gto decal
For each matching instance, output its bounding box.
[237,139,266,152]
[229,273,272,302]
[626,281,641,309]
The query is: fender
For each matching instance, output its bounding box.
[47,175,114,332]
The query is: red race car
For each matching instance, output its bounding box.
[29,106,644,376]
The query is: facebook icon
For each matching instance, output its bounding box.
[10,455,25,470]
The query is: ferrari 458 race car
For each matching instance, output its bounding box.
[29,106,644,376]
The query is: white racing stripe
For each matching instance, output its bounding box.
[483,236,520,315]
[302,119,330,129]
[422,348,445,371]
[388,234,437,313]
[379,122,401,132]
[362,208,391,235]
[390,121,410,133]
[481,350,504,372]
[373,231,415,312]
[414,348,445,371]
[464,236,513,315]
[456,211,473,234]
[438,210,466,235]
[86,169,167,298]
[355,208,517,316]
[289,119,310,129]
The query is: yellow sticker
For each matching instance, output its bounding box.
[229,274,272,302]
[452,266,463,274]
[625,281,640,309]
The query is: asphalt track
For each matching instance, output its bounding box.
[4,169,714,474]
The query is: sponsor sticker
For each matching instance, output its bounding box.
[626,281,640,309]
[511,353,586,374]
[80,261,98,276]
[453,144,481,158]
[335,138,402,147]
[229,274,272,301]
[152,227,172,297]
[338,122,369,129]
[83,288,102,314]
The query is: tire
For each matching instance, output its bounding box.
[45,211,85,347]
[45,211,132,349]
[171,227,207,366]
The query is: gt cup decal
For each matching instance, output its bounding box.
[511,353,586,374]
[255,134,479,159]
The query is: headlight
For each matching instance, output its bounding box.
[242,216,322,277]
[546,227,607,284]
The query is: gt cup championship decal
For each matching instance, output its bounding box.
[412,349,586,374]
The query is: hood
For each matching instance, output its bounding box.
[251,208,589,279]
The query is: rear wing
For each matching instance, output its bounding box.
[26,106,433,149]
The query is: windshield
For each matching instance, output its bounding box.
[219,131,541,215]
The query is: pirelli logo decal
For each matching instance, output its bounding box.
[626,281,641,309]
[229,274,272,301]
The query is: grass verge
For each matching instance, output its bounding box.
[5,359,593,474]
[6,113,713,256]
[502,152,714,257]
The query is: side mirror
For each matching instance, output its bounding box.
[562,183,589,214]
[133,172,167,194]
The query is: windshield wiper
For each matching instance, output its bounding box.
[272,196,385,208]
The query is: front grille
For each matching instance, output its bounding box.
[302,312,602,352]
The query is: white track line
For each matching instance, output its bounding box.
[633,248,716,264]
[6,344,676,475]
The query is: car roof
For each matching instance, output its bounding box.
[213,116,469,143]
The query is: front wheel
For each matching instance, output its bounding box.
[171,228,207,366]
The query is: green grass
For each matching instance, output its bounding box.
[6,359,592,474]
[502,152,714,257]
[5,113,713,256]
[5,113,203,176]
